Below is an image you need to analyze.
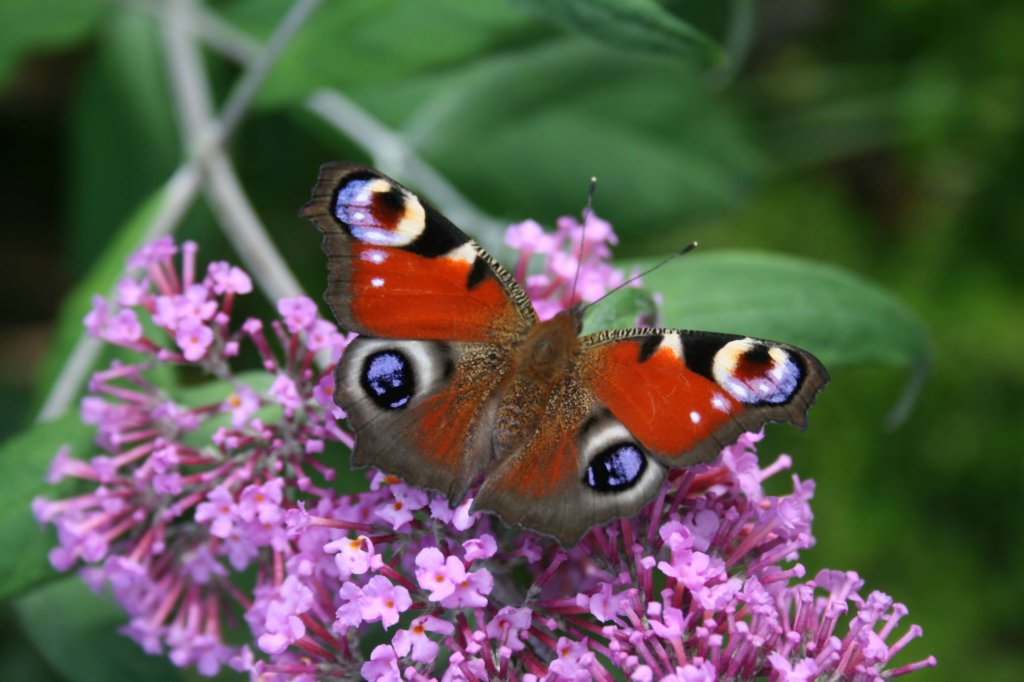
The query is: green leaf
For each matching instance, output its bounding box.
[503,0,722,65]
[581,285,658,335]
[397,39,760,239]
[67,10,180,273]
[226,0,536,107]
[0,412,93,598]
[16,577,182,682]
[0,0,105,91]
[636,249,930,369]
[34,183,171,415]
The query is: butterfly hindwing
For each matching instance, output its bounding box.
[301,163,535,342]
[475,403,668,546]
[336,337,515,502]
[581,329,829,468]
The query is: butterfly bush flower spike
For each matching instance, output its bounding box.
[36,215,935,678]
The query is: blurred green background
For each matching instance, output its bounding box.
[1,0,1022,680]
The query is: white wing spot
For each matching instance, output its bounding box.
[445,242,478,264]
[689,411,701,424]
[370,277,385,288]
[711,392,731,413]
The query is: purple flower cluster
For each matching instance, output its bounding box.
[505,213,627,320]
[34,218,936,681]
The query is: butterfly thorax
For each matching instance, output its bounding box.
[491,309,584,461]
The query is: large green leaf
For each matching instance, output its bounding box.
[390,39,761,239]
[503,0,722,65]
[581,285,658,335]
[0,412,92,598]
[0,0,105,90]
[225,0,537,107]
[67,9,179,274]
[34,183,172,416]
[16,577,181,682]
[637,249,930,369]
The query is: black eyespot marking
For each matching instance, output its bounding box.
[361,350,415,410]
[638,334,664,363]
[584,442,647,492]
[466,256,490,290]
[406,209,469,257]
[742,343,772,366]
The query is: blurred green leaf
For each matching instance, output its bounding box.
[503,0,721,65]
[392,40,761,233]
[67,10,179,273]
[17,577,181,682]
[0,412,91,598]
[581,285,657,334]
[637,249,930,369]
[226,0,536,107]
[34,184,170,414]
[0,0,105,90]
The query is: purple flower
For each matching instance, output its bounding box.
[175,317,213,361]
[277,296,318,334]
[415,547,466,602]
[207,261,253,295]
[195,486,236,538]
[35,228,937,680]
[361,644,401,682]
[359,575,412,628]
[394,614,455,663]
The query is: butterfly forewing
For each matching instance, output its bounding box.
[301,163,535,341]
[581,329,829,468]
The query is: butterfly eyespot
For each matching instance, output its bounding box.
[361,350,416,410]
[583,442,647,492]
[713,339,802,405]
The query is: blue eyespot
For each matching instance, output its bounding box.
[584,442,646,492]
[361,350,415,410]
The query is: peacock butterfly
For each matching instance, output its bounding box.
[301,163,828,546]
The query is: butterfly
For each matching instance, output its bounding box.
[301,164,828,546]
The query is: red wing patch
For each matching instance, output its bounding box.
[302,163,535,342]
[585,338,740,456]
[347,243,522,341]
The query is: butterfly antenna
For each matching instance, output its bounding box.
[568,176,599,307]
[581,242,699,314]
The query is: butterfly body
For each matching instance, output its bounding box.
[302,163,828,545]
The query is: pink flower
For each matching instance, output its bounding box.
[324,534,377,579]
[361,644,401,682]
[277,296,318,333]
[206,261,253,295]
[175,317,213,361]
[393,614,454,663]
[415,547,465,602]
[376,483,429,530]
[257,575,313,654]
[195,486,236,538]
[238,478,284,525]
[359,576,411,629]
[268,373,302,414]
[485,606,531,653]
[547,637,594,680]
[440,565,493,609]
[35,232,937,681]
[222,384,260,428]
